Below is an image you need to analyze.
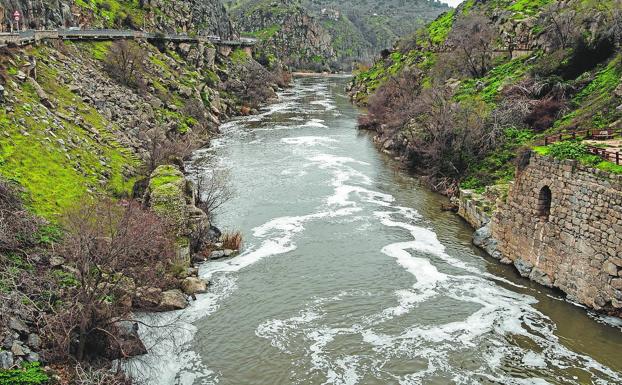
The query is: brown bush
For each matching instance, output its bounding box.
[360,69,421,131]
[403,87,502,192]
[221,231,242,250]
[104,40,147,89]
[44,199,176,362]
[524,98,564,131]
[0,178,42,253]
[143,129,202,174]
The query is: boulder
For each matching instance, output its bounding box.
[158,289,188,311]
[209,250,225,260]
[26,352,40,362]
[27,334,42,350]
[8,317,29,334]
[49,256,65,268]
[181,277,208,296]
[514,258,534,277]
[11,341,29,357]
[134,287,162,309]
[0,351,13,369]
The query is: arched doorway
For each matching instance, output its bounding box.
[537,186,552,220]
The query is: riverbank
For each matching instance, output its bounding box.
[0,30,289,381]
[127,76,622,385]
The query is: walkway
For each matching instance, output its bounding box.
[0,28,257,48]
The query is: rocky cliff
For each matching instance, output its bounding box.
[227,0,337,71]
[225,0,448,71]
[0,0,236,37]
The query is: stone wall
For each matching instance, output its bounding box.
[490,153,622,315]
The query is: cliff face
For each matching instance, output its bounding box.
[225,0,448,71]
[0,0,236,37]
[228,0,337,71]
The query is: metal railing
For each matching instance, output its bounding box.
[0,29,258,47]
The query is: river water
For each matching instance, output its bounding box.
[133,77,622,385]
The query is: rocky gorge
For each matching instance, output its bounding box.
[349,0,622,318]
[0,0,287,380]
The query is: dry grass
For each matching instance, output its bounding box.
[221,231,242,250]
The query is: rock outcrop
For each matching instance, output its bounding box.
[0,0,236,37]
[226,0,449,70]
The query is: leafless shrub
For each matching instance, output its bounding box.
[447,13,498,78]
[144,129,200,174]
[74,363,133,385]
[104,40,147,89]
[403,87,502,191]
[195,169,234,219]
[540,3,580,51]
[44,199,176,362]
[359,69,421,131]
[0,178,42,253]
[224,59,278,108]
[221,231,242,250]
[182,99,213,133]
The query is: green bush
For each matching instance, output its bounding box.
[547,141,592,160]
[0,362,49,385]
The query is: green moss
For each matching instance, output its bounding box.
[534,141,622,174]
[245,24,281,40]
[0,45,136,218]
[455,57,529,103]
[0,362,48,385]
[83,40,112,61]
[148,165,188,230]
[230,48,251,65]
[149,165,184,190]
[427,10,455,45]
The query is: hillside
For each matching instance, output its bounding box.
[0,0,288,381]
[349,0,622,194]
[224,0,449,71]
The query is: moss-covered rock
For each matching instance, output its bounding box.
[146,165,192,266]
[148,165,189,232]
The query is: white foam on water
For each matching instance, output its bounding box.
[303,119,329,128]
[281,136,338,146]
[138,77,622,385]
[310,99,336,111]
[523,351,547,368]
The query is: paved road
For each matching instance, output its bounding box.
[1,28,257,47]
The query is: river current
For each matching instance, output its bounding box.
[131,77,622,385]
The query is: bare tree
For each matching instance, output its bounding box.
[447,13,497,78]
[104,40,147,88]
[45,199,176,362]
[143,129,200,174]
[540,3,580,51]
[195,169,234,218]
[0,178,42,254]
[402,86,502,193]
[359,68,422,131]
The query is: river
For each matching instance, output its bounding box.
[131,76,622,385]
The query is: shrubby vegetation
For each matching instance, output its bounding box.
[353,0,622,194]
